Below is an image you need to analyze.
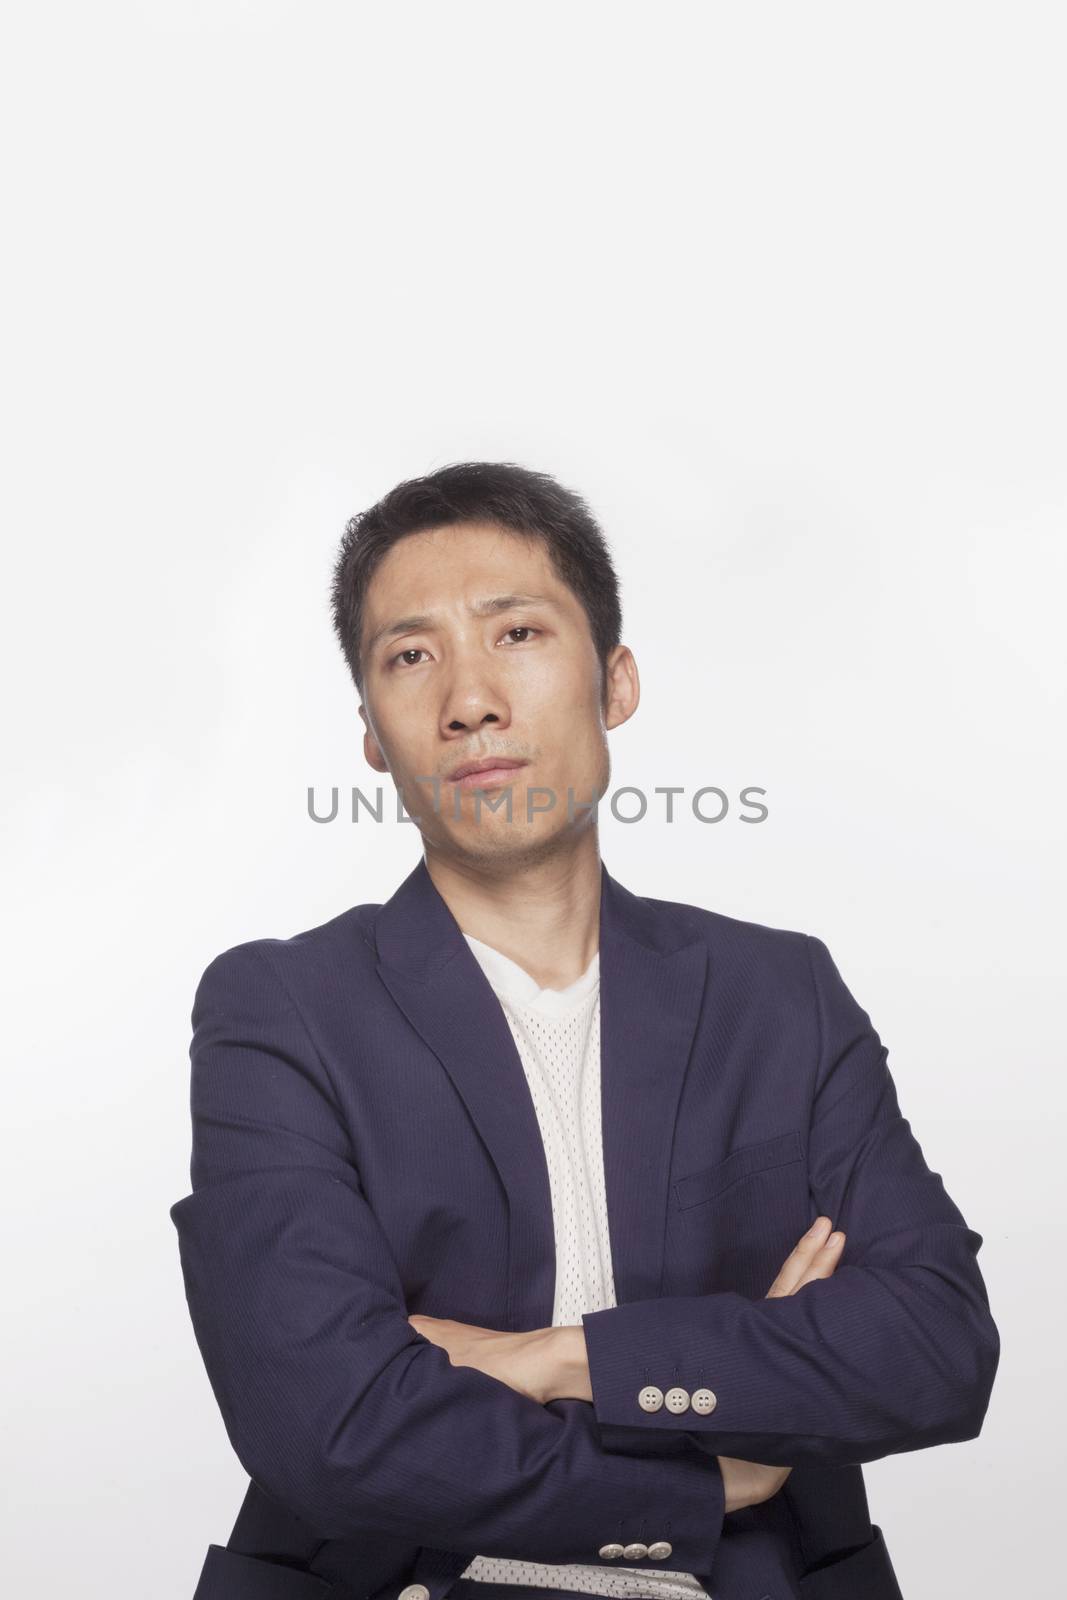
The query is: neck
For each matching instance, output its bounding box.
[423,832,602,991]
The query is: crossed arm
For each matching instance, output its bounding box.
[171,941,734,1575]
[411,935,999,1479]
[409,1213,849,1514]
[170,934,999,1576]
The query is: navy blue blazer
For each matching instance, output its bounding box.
[171,856,999,1600]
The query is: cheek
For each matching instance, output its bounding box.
[542,738,607,804]
[522,670,602,746]
[525,647,599,706]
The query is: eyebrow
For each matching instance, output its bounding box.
[365,593,561,658]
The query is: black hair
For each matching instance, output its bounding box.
[330,460,623,698]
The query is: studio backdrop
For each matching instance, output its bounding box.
[2,4,1060,1597]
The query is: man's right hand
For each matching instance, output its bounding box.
[717,1215,845,1513]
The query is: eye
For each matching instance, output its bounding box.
[388,626,541,670]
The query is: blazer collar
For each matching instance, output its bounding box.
[371,854,709,1330]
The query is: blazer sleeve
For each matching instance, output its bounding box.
[170,942,726,1569]
[580,934,1001,1468]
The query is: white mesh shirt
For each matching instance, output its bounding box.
[456,932,713,1600]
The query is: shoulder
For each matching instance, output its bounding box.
[193,897,382,1006]
[637,889,867,1035]
[633,884,831,1001]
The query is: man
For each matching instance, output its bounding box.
[171,461,999,1600]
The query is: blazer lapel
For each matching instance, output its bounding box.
[371,856,709,1331]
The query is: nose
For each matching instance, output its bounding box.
[446,709,502,732]
[440,654,511,736]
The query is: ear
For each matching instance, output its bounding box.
[359,708,390,775]
[603,644,640,731]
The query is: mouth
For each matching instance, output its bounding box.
[446,757,530,789]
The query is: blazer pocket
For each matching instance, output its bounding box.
[672,1128,803,1212]
[797,1524,903,1599]
[192,1544,337,1599]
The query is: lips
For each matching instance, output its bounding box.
[447,756,529,786]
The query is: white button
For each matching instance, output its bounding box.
[622,1542,649,1560]
[665,1385,691,1413]
[398,1587,429,1600]
[598,1542,624,1559]
[638,1384,664,1412]
[692,1387,717,1414]
[648,1541,673,1560]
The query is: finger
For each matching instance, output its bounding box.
[786,1232,846,1294]
[766,1225,846,1298]
[800,1230,845,1275]
[764,1217,833,1298]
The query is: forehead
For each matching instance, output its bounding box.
[364,520,571,616]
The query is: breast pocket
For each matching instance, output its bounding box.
[669,1129,809,1298]
[673,1128,804,1211]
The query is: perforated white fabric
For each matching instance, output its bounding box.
[456,933,712,1600]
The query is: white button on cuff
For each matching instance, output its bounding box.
[398,1587,429,1600]
[597,1543,624,1559]
[638,1385,664,1412]
[648,1541,673,1560]
[691,1387,717,1414]
[664,1385,691,1413]
[622,1542,649,1560]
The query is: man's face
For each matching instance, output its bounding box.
[357,519,634,865]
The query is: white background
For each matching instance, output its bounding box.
[3,3,1062,1595]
